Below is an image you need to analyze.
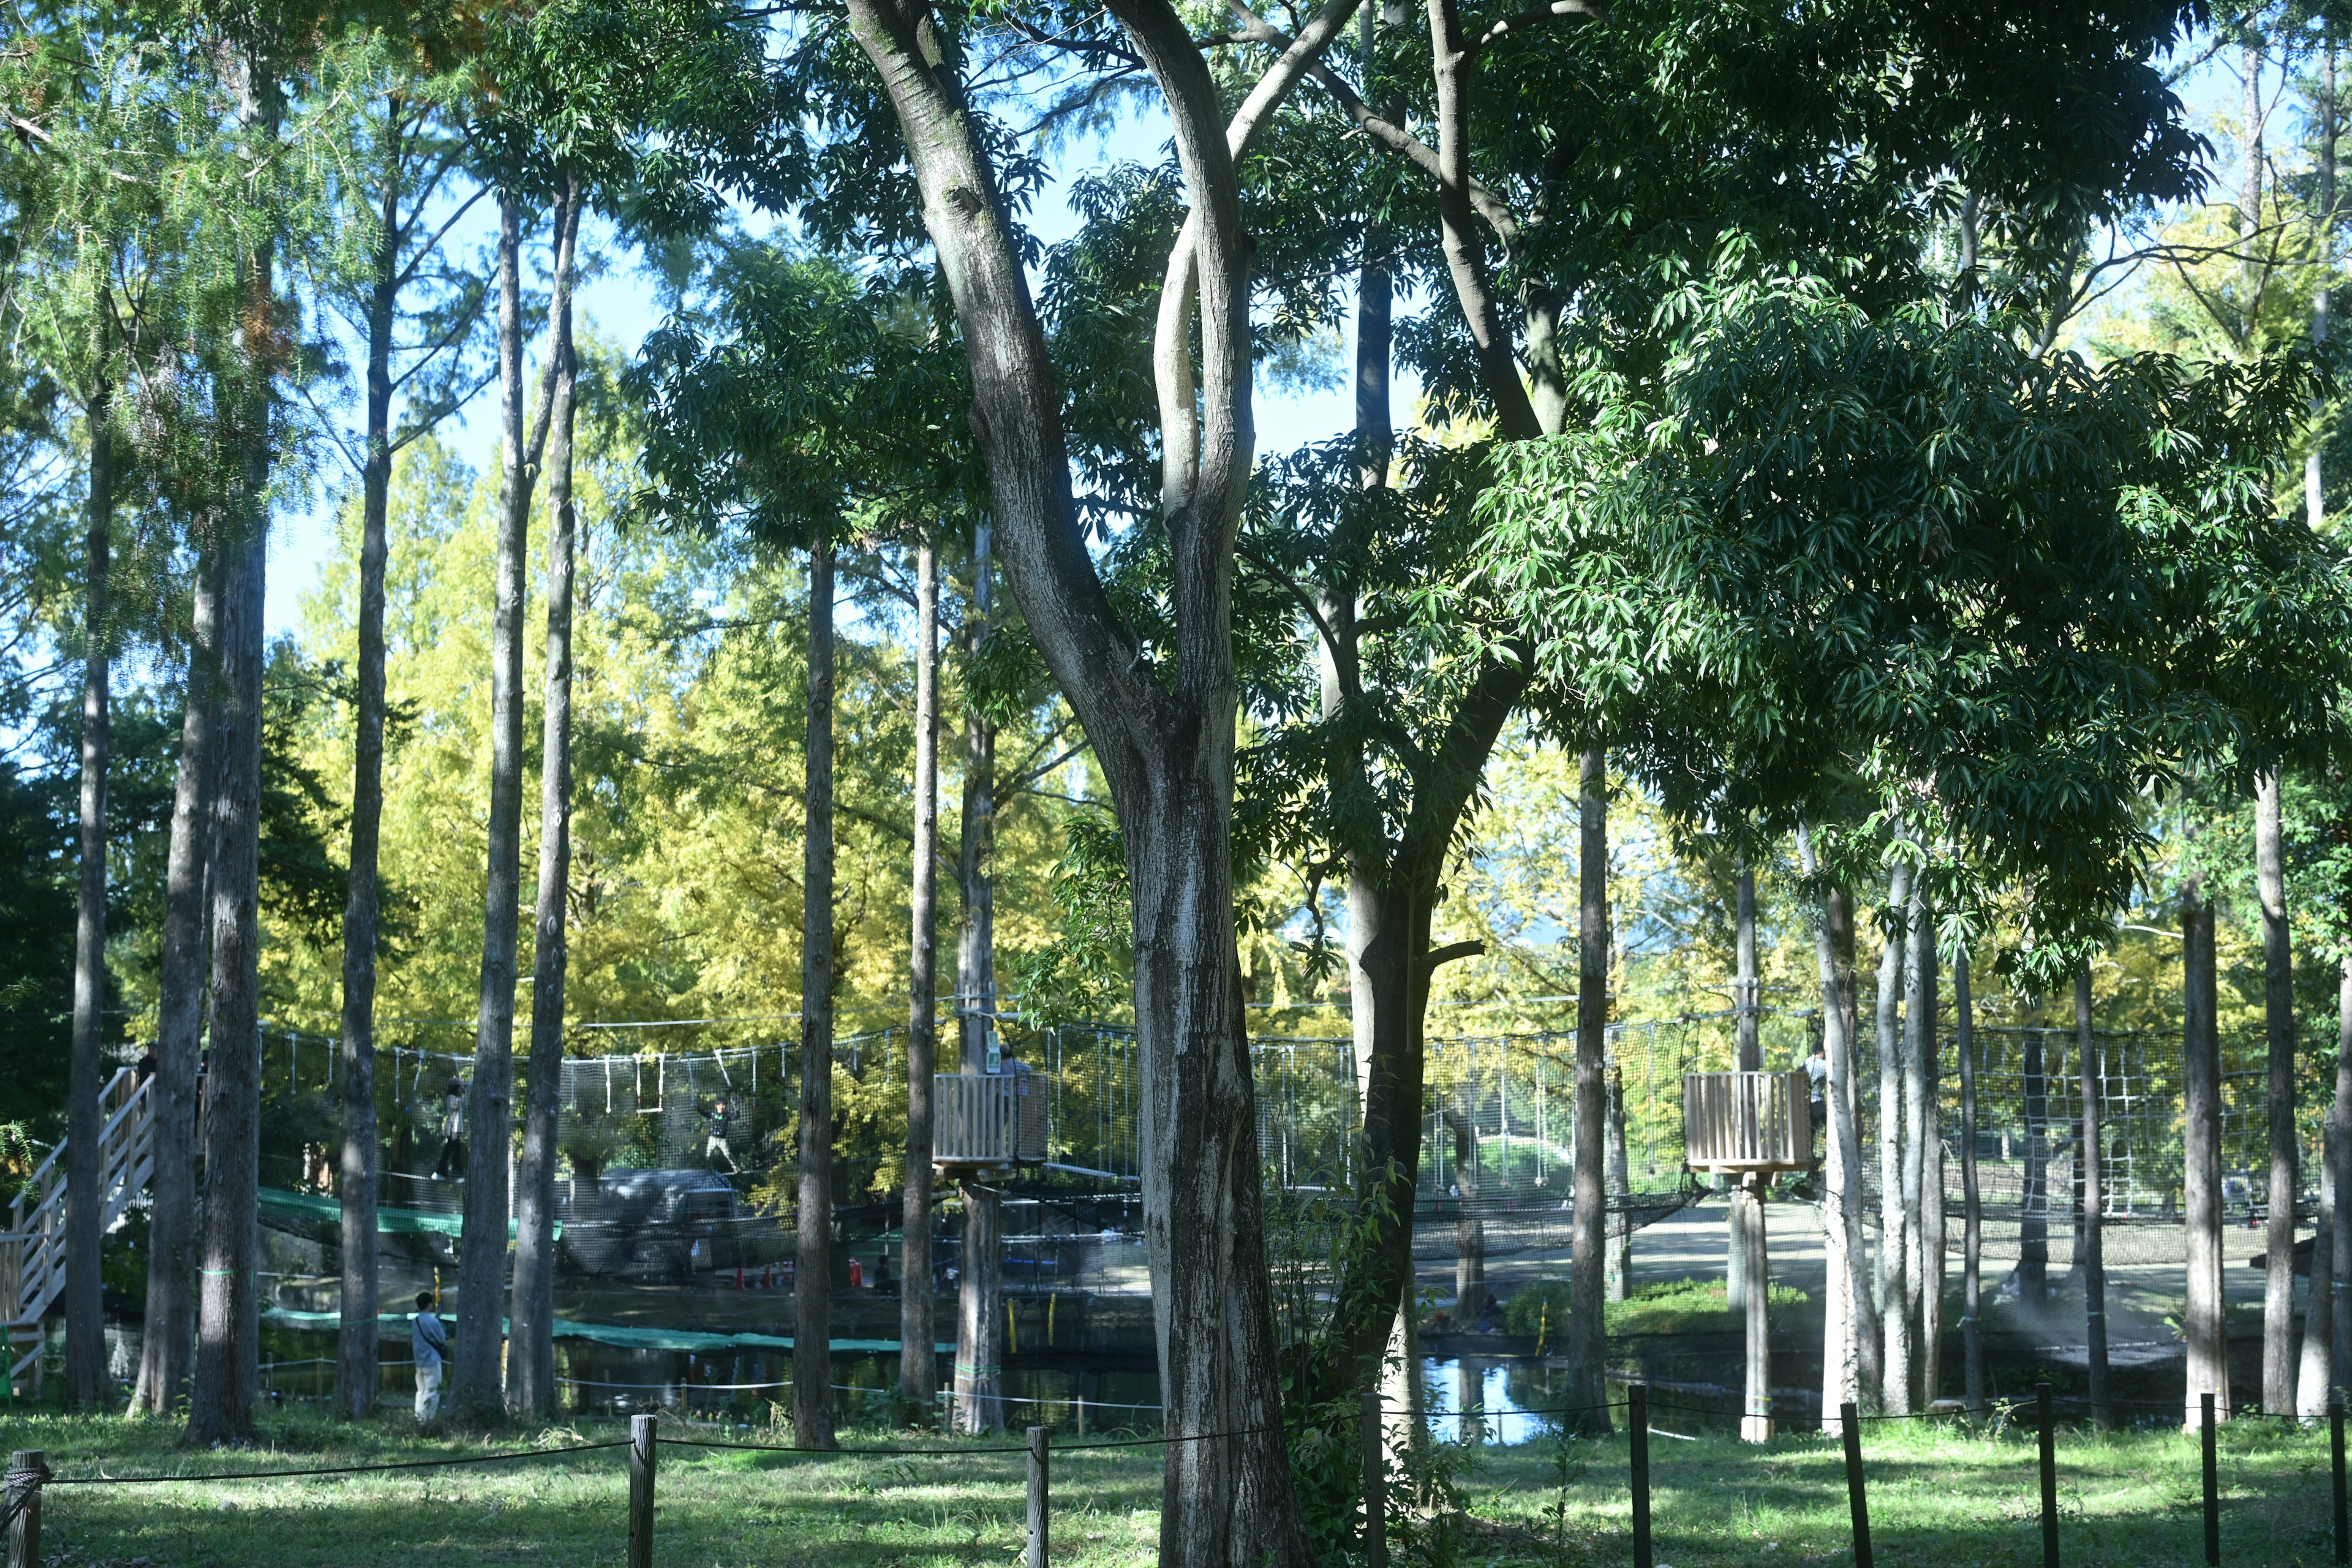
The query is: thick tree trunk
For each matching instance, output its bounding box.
[510,179,583,1421]
[1561,747,1610,1430]
[795,541,837,1449]
[901,534,940,1421]
[1874,859,1914,1414]
[337,136,400,1421]
[1740,1175,1770,1441]
[1727,863,1758,1312]
[2184,884,2230,1427]
[2257,774,2299,1412]
[954,1181,1003,1433]
[136,545,220,1414]
[1908,878,1942,1409]
[1802,826,1877,1431]
[1955,946,1984,1416]
[453,192,535,1416]
[65,382,112,1410]
[186,519,266,1446]
[2076,965,2111,1428]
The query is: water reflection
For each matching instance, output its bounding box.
[1422,1357,1566,1446]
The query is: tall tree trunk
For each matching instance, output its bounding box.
[1803,826,1878,1430]
[1874,858,1915,1414]
[64,375,112,1410]
[510,178,582,1421]
[900,532,940,1422]
[1603,1061,1629,1302]
[1444,1087,1482,1314]
[1907,876,1942,1409]
[2076,965,2111,1428]
[453,191,536,1416]
[2021,1031,2049,1301]
[1956,945,1983,1416]
[2258,773,2299,1412]
[794,540,837,1449]
[2184,881,2230,1427]
[2310,37,2334,535]
[336,118,401,1421]
[2332,959,2352,1397]
[186,518,266,1446]
[136,543,220,1414]
[1561,746,1610,1430]
[953,521,1001,1435]
[1727,861,1758,1312]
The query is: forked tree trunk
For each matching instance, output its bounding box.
[137,544,221,1414]
[1873,859,1914,1414]
[1802,826,1877,1431]
[2256,774,2299,1412]
[900,534,941,1421]
[510,178,584,1420]
[187,519,266,1447]
[452,192,535,1416]
[2076,965,2111,1428]
[2183,883,2230,1428]
[794,540,837,1449]
[64,377,112,1410]
[337,127,400,1420]
[1956,946,1984,1416]
[1561,747,1610,1430]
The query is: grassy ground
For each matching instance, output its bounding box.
[1,1405,2340,1568]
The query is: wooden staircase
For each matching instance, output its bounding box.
[2,1067,155,1387]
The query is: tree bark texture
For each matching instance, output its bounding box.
[1562,747,1610,1431]
[511,179,584,1420]
[2184,886,2230,1427]
[2332,959,2352,1401]
[1604,1061,1630,1303]
[1907,878,1942,1409]
[336,132,401,1421]
[1956,946,1984,1415]
[136,545,219,1415]
[1444,1085,1483,1313]
[955,1181,1003,1432]
[2076,965,2110,1428]
[2021,1031,2049,1301]
[1874,859,1915,1414]
[452,192,534,1415]
[186,519,266,1446]
[1802,826,1877,1430]
[2257,773,2299,1412]
[901,533,941,1420]
[796,541,837,1449]
[64,382,112,1410]
[1727,863,1758,1313]
[951,521,1000,1434]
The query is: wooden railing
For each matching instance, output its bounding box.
[932,1071,1046,1169]
[4,1066,154,1387]
[1682,1071,1811,1174]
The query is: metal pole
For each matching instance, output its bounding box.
[1839,1403,1872,1568]
[1025,1425,1050,1568]
[1361,1390,1387,1568]
[1629,1382,1652,1568]
[2037,1381,2058,1568]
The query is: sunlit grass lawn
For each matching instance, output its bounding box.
[2,1404,2340,1567]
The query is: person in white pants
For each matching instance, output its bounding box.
[412,1291,447,1421]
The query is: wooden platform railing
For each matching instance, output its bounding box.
[932,1071,1046,1169]
[1682,1071,1811,1174]
[4,1066,154,1387]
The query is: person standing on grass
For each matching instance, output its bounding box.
[412,1290,447,1420]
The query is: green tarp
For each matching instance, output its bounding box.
[262,1305,949,1355]
[257,1186,556,1241]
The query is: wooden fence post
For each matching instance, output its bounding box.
[1360,1390,1387,1568]
[2036,1381,2058,1568]
[2199,1390,2218,1567]
[1629,1382,1652,1568]
[628,1413,657,1568]
[1839,1403,1872,1568]
[7,1449,45,1568]
[2331,1395,2346,1568]
[1026,1425,1049,1568]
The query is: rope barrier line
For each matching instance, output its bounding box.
[39,1439,631,1486]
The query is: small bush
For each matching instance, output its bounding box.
[1503,1279,1574,1338]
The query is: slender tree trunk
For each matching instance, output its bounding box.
[900,533,940,1422]
[137,544,221,1414]
[64,377,112,1410]
[956,1180,1004,1433]
[186,518,266,1446]
[2258,773,2299,1411]
[1603,1061,1629,1302]
[2308,1118,2340,1418]
[1909,877,1943,1409]
[794,540,837,1449]
[510,178,583,1421]
[2076,965,2111,1428]
[2021,1031,2050,1305]
[336,123,401,1421]
[1561,746,1610,1431]
[2310,39,2334,535]
[953,521,1001,1435]
[2332,959,2352,1396]
[453,192,535,1416]
[1956,946,1984,1416]
[1803,826,1878,1431]
[1444,1088,1482,1313]
[2184,882,2230,1427]
[1727,862,1758,1311]
[1874,859,1915,1414]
